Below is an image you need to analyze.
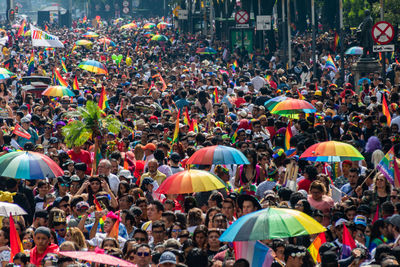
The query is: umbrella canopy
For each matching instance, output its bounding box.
[0,202,27,217]
[155,170,226,194]
[75,40,93,46]
[157,22,170,29]
[345,46,363,55]
[196,47,217,55]
[120,23,138,30]
[42,86,75,97]
[78,60,108,75]
[144,32,154,38]
[143,23,156,29]
[59,251,136,267]
[151,34,168,42]
[0,68,15,80]
[187,145,250,165]
[98,37,116,46]
[82,31,99,38]
[0,151,64,180]
[300,141,364,162]
[219,207,326,241]
[270,99,316,118]
[264,96,290,111]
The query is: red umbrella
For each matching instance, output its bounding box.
[59,251,136,267]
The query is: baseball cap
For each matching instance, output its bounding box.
[21,117,31,123]
[354,215,367,227]
[387,214,400,228]
[143,143,156,151]
[335,218,348,227]
[159,251,177,265]
[76,201,89,211]
[119,169,133,179]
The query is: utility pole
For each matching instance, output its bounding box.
[380,0,385,78]
[287,0,292,69]
[311,0,317,77]
[281,0,287,69]
[339,0,345,83]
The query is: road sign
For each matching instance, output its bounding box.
[7,9,15,23]
[236,24,249,29]
[173,6,181,17]
[256,15,271,31]
[178,10,188,20]
[123,7,129,14]
[235,10,249,24]
[373,44,395,52]
[372,21,394,45]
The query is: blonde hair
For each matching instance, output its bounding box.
[371,150,385,168]
[66,227,87,250]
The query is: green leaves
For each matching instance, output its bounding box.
[62,101,122,148]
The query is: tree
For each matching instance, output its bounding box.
[62,101,122,148]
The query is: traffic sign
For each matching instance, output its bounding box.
[373,44,395,52]
[236,24,249,29]
[173,6,181,17]
[256,15,271,31]
[7,9,15,23]
[123,7,129,14]
[178,10,188,20]
[235,10,249,24]
[372,21,394,45]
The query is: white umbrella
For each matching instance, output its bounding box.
[0,202,27,217]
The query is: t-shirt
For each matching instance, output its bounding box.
[68,149,92,174]
[307,195,334,226]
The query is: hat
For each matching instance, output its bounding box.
[237,194,261,211]
[335,218,348,227]
[357,204,371,215]
[354,215,367,227]
[315,90,322,96]
[74,162,87,172]
[387,214,400,228]
[49,137,59,144]
[70,175,80,182]
[63,160,74,168]
[53,196,70,208]
[170,152,181,162]
[119,169,133,179]
[149,115,158,122]
[76,201,89,210]
[143,143,156,151]
[187,131,196,137]
[35,226,51,238]
[21,117,31,123]
[159,251,177,265]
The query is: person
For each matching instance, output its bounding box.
[89,211,127,249]
[98,159,120,195]
[237,195,261,216]
[307,181,334,226]
[158,251,177,267]
[283,244,306,267]
[140,159,166,187]
[134,244,152,267]
[30,227,59,266]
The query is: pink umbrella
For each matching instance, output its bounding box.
[59,251,136,267]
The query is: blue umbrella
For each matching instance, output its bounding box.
[186,145,250,165]
[264,96,290,111]
[345,46,363,55]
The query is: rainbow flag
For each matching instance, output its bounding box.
[213,87,219,103]
[265,75,271,82]
[341,224,356,259]
[109,216,120,239]
[98,85,108,110]
[71,43,77,53]
[377,146,400,187]
[308,232,326,263]
[93,195,106,232]
[233,241,274,267]
[172,109,180,145]
[193,119,199,133]
[60,58,67,73]
[284,120,293,151]
[231,128,238,143]
[73,76,79,91]
[45,25,48,31]
[27,51,35,76]
[17,20,26,37]
[334,32,340,51]
[382,95,391,125]
[325,55,337,72]
[183,107,190,126]
[297,88,305,100]
[232,60,238,71]
[54,68,69,87]
[9,214,23,262]
[83,16,87,23]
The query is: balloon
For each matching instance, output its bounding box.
[118,54,123,61]
[126,57,132,66]
[111,54,117,60]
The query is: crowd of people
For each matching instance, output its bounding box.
[0,13,398,267]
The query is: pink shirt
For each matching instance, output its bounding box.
[307,195,334,226]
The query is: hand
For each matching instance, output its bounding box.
[341,195,350,202]
[101,179,110,192]
[355,186,363,197]
[94,211,103,221]
[82,180,90,190]
[88,206,95,214]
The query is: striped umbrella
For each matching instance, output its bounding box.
[157,22,170,29]
[300,141,364,162]
[98,38,116,46]
[42,86,75,97]
[345,46,363,55]
[196,47,217,55]
[75,40,93,46]
[264,96,290,111]
[0,68,15,80]
[187,145,250,165]
[219,208,326,241]
[120,23,138,30]
[82,31,99,38]
[78,60,108,75]
[143,23,156,29]
[0,151,64,180]
[270,99,316,118]
[155,170,226,194]
[151,34,168,42]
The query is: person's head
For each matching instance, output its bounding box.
[272,239,286,262]
[98,159,112,176]
[212,213,228,229]
[309,180,326,201]
[169,222,184,239]
[34,227,51,251]
[135,244,152,267]
[294,199,313,216]
[348,168,359,187]
[186,247,208,267]
[238,195,260,216]
[152,220,166,244]
[158,251,177,267]
[222,199,235,220]
[13,252,29,267]
[161,211,176,229]
[0,227,9,246]
[148,159,159,174]
[193,225,208,249]
[65,227,86,250]
[147,200,164,221]
[284,244,307,267]
[188,208,203,227]
[101,237,119,250]
[133,229,149,244]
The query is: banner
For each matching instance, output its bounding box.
[30,24,64,48]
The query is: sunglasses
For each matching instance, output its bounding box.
[172,229,182,233]
[60,183,70,187]
[135,237,146,242]
[136,252,150,257]
[55,228,65,232]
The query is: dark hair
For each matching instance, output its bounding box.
[150,200,165,213]
[209,191,223,208]
[1,227,9,245]
[233,259,250,267]
[13,252,29,264]
[296,199,313,216]
[289,192,306,208]
[186,248,209,267]
[121,210,135,225]
[133,229,148,240]
[152,220,166,231]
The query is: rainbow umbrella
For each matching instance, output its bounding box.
[196,47,217,55]
[157,22,170,29]
[270,99,316,118]
[151,34,168,42]
[42,86,75,97]
[98,38,116,46]
[120,22,138,30]
[143,23,156,29]
[0,151,64,180]
[187,145,249,165]
[143,32,154,38]
[0,68,15,80]
[78,60,108,75]
[82,31,99,38]
[345,46,363,55]
[264,96,290,111]
[300,141,364,162]
[75,40,93,46]
[155,170,226,194]
[219,207,326,241]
